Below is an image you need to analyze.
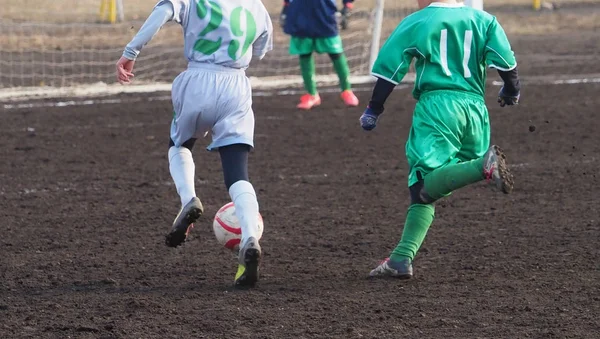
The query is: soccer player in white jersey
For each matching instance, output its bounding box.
[115,0,273,288]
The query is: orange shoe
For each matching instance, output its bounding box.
[340,90,359,107]
[297,93,321,110]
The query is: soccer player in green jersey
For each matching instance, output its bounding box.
[280,0,360,110]
[360,0,521,279]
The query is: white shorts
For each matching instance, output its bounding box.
[170,63,254,151]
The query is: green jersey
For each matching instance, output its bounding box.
[371,3,517,99]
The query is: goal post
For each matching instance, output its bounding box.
[369,0,386,73]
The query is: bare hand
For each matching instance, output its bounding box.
[116,56,135,84]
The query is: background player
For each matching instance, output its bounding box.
[115,0,273,288]
[280,0,359,110]
[360,0,521,279]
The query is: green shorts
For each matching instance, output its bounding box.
[405,90,490,187]
[289,36,344,55]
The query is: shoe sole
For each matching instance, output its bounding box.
[493,145,514,194]
[234,248,261,288]
[165,207,202,248]
[395,272,413,280]
[297,103,321,110]
[368,272,413,280]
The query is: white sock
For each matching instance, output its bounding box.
[228,180,260,245]
[168,146,197,207]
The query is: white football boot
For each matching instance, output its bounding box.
[234,237,262,288]
[483,145,514,194]
[369,257,413,279]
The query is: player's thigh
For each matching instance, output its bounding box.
[405,94,467,186]
[289,37,315,55]
[314,35,344,54]
[208,74,254,151]
[456,100,490,162]
[170,70,215,147]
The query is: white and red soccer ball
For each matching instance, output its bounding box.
[212,202,264,251]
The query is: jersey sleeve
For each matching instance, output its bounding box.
[370,20,417,85]
[122,2,175,60]
[485,17,517,71]
[155,0,190,24]
[253,7,274,60]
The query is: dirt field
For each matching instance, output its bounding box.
[1,6,600,339]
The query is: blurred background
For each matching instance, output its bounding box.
[1,0,598,89]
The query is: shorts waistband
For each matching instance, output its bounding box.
[419,90,484,102]
[187,62,246,74]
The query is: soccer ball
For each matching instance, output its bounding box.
[212,202,264,251]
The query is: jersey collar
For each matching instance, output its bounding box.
[428,2,466,8]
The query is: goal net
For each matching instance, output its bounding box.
[0,0,417,92]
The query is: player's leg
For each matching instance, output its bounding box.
[319,35,358,107]
[370,93,514,278]
[164,70,209,248]
[422,97,513,199]
[218,144,260,245]
[218,144,262,288]
[166,137,204,248]
[369,92,465,278]
[290,36,320,110]
[210,72,262,287]
[456,100,514,194]
[168,137,198,207]
[370,185,435,279]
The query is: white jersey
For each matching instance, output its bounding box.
[159,0,273,69]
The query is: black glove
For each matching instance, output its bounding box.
[498,87,520,107]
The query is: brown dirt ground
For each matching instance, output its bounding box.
[1,6,600,339]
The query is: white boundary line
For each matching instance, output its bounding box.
[0,74,380,102]
[2,73,600,110]
[1,85,412,110]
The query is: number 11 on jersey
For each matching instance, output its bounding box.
[440,29,473,79]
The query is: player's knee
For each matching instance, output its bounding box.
[299,53,312,59]
[328,53,342,61]
[168,138,196,151]
[181,138,197,150]
[219,144,250,190]
[409,180,436,205]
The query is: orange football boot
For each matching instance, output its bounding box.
[340,90,359,107]
[297,93,321,110]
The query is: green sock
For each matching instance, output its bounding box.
[423,157,485,200]
[299,54,317,95]
[390,204,435,261]
[331,54,351,91]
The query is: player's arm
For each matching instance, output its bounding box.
[253,8,274,60]
[122,2,176,61]
[116,1,178,84]
[360,21,415,130]
[485,17,521,106]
